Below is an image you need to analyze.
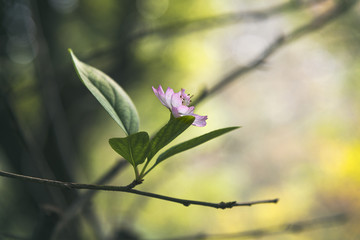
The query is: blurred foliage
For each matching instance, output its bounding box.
[1,0,360,239]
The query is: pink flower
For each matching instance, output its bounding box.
[152,85,208,127]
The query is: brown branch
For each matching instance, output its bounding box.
[0,169,278,209]
[156,213,349,240]
[193,0,358,105]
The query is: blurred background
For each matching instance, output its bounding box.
[1,0,360,239]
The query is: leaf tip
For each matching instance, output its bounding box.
[68,49,76,58]
[68,49,80,62]
[68,48,78,63]
[108,138,116,145]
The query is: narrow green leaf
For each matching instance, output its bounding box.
[147,116,195,161]
[69,49,139,135]
[109,132,150,167]
[155,126,240,165]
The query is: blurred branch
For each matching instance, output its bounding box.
[51,159,128,240]
[131,0,332,38]
[81,204,105,240]
[31,0,78,180]
[0,232,28,240]
[155,213,349,240]
[85,0,323,61]
[0,89,68,208]
[194,0,358,105]
[0,169,278,209]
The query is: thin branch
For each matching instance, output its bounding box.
[0,169,278,209]
[193,0,358,105]
[154,213,349,240]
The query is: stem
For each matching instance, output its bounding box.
[139,111,174,179]
[143,163,156,177]
[134,165,140,180]
[138,158,151,179]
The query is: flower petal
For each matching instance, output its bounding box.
[164,87,175,108]
[177,105,194,115]
[171,106,181,118]
[191,113,208,127]
[152,85,168,107]
[171,91,182,108]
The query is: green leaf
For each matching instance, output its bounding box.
[109,132,150,167]
[69,49,139,135]
[147,115,195,161]
[155,126,240,165]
